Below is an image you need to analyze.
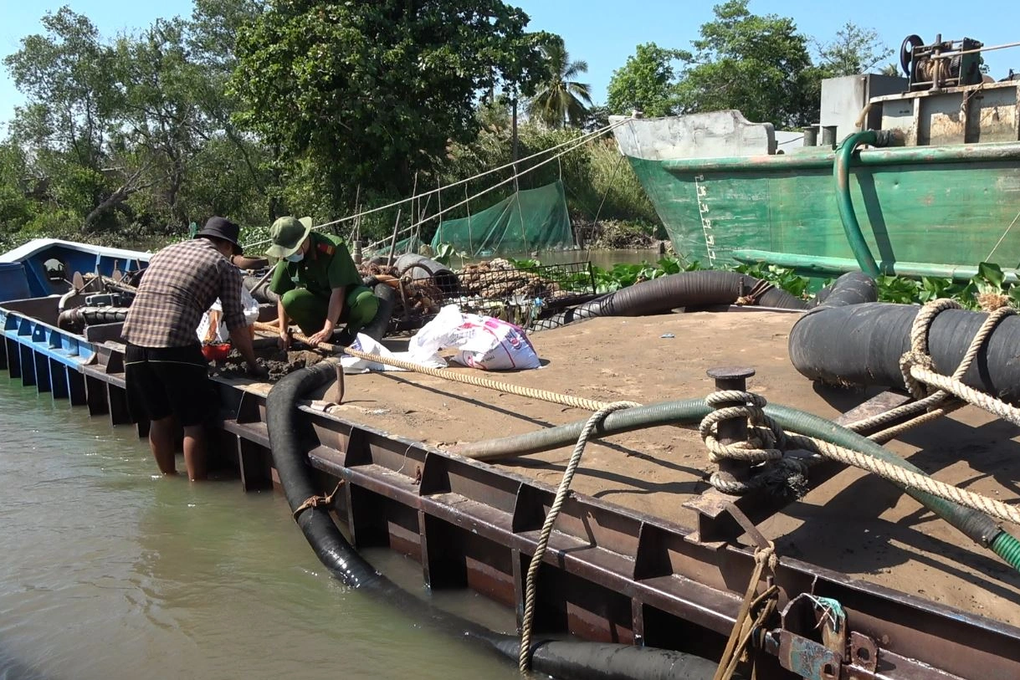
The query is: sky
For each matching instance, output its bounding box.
[2,0,1019,131]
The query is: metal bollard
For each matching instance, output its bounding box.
[706,366,756,489]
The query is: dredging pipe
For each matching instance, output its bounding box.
[534,270,808,331]
[454,399,1020,572]
[789,302,1020,404]
[265,361,727,680]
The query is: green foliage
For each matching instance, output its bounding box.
[606,43,690,117]
[0,142,34,238]
[675,1,819,128]
[872,262,1020,310]
[527,35,593,128]
[814,22,893,77]
[230,0,546,199]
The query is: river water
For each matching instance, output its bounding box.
[0,377,518,680]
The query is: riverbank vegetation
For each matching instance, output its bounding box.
[1,1,896,255]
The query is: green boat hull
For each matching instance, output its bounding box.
[626,141,1020,279]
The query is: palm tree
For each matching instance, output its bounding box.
[527,37,592,129]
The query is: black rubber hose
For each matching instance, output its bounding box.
[359,282,395,341]
[789,303,1020,404]
[244,274,279,304]
[266,362,724,680]
[534,271,807,331]
[487,637,720,680]
[805,272,878,310]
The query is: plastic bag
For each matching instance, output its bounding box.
[339,334,446,374]
[196,286,260,344]
[408,304,541,371]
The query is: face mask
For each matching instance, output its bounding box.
[285,251,304,263]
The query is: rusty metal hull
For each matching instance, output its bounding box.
[2,298,1020,680]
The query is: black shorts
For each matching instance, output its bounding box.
[124,343,216,427]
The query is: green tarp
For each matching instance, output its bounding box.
[431,180,574,257]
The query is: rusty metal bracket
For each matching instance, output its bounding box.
[849,631,879,674]
[779,631,842,680]
[777,593,848,680]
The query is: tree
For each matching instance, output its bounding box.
[606,42,690,118]
[581,104,611,133]
[0,142,34,237]
[816,22,893,77]
[4,7,125,231]
[527,36,593,129]
[229,0,546,203]
[674,0,818,128]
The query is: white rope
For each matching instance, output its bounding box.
[518,401,640,673]
[362,121,630,252]
[899,300,1020,427]
[787,433,1020,526]
[244,118,631,249]
[985,210,1020,262]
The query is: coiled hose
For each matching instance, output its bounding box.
[533,270,808,331]
[790,302,1020,404]
[455,398,1020,572]
[266,362,726,680]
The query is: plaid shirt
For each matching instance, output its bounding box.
[123,238,245,348]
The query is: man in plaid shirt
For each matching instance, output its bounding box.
[123,217,266,481]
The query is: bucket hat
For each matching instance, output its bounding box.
[266,216,313,259]
[194,216,242,255]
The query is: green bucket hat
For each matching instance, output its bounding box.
[266,216,313,259]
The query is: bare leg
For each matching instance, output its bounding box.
[149,416,178,475]
[182,425,208,482]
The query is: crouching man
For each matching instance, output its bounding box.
[123,217,267,481]
[266,216,378,349]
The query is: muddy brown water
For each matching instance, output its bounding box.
[0,377,518,680]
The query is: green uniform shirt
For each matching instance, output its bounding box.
[268,232,361,299]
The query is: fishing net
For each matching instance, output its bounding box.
[431,180,574,257]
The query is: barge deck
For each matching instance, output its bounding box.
[3,293,1020,680]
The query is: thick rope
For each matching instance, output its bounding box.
[911,366,1020,427]
[713,542,779,680]
[846,301,1015,443]
[253,321,614,412]
[898,301,1020,426]
[518,401,639,673]
[787,432,1020,526]
[700,390,809,496]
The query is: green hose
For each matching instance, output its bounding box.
[834,131,882,278]
[457,399,1020,573]
[992,531,1020,571]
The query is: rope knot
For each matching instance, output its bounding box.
[293,479,345,520]
[700,390,806,498]
[754,541,778,572]
[734,279,775,307]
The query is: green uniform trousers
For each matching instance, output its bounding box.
[281,285,379,337]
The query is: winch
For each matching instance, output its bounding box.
[900,33,984,90]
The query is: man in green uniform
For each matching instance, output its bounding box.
[266,216,378,348]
